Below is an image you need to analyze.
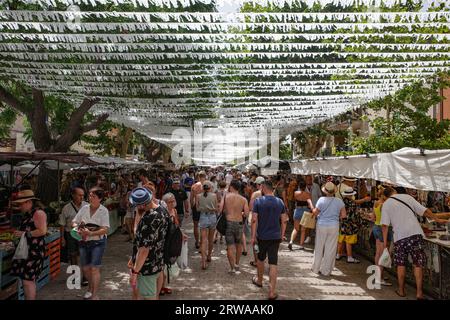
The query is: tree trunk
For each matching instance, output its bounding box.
[119,128,133,158]
[36,165,60,206]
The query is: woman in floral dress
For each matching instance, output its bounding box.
[11,189,47,300]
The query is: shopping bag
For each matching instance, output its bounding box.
[378,248,392,268]
[216,214,227,235]
[177,241,188,270]
[299,212,316,229]
[13,233,29,260]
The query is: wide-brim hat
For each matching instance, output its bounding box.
[322,182,337,195]
[343,176,357,182]
[342,187,357,196]
[12,190,39,204]
[129,187,152,206]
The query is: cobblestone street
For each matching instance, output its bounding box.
[39,218,417,300]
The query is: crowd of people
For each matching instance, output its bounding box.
[8,166,450,300]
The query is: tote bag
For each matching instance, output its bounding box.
[300,212,316,229]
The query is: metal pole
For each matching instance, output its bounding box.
[57,160,60,205]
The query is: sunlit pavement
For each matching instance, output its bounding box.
[39,217,417,300]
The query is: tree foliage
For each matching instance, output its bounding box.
[351,72,450,153]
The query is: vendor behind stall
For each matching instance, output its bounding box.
[59,187,88,267]
[10,189,47,300]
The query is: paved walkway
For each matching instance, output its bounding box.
[39,218,418,300]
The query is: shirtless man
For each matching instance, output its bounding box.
[248,176,265,267]
[219,180,249,274]
[190,171,207,249]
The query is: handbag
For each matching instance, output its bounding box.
[300,211,316,229]
[216,194,227,235]
[13,233,29,260]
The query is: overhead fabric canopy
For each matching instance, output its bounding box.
[290,148,450,192]
[0,0,449,164]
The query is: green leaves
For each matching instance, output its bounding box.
[0,105,17,139]
[351,71,450,153]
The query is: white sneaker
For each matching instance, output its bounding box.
[234,265,240,272]
[347,256,360,264]
[304,237,311,244]
[376,280,393,286]
[83,292,92,300]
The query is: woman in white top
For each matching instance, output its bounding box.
[72,187,110,300]
[196,182,218,270]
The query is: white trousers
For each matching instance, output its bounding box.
[312,225,339,276]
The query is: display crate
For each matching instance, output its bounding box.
[0,249,15,289]
[0,279,18,300]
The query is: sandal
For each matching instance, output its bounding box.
[249,261,257,267]
[395,290,406,298]
[161,287,172,295]
[252,276,262,288]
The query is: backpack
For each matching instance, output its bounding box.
[163,212,183,283]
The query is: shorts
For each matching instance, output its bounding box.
[192,206,200,222]
[137,272,160,299]
[293,207,308,221]
[338,234,358,245]
[225,221,243,245]
[199,213,217,229]
[64,231,79,255]
[257,239,281,265]
[79,238,107,267]
[393,234,427,267]
[372,225,393,242]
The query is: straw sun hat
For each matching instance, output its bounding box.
[12,190,39,204]
[321,182,337,195]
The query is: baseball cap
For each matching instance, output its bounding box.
[255,176,265,184]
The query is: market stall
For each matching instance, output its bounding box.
[355,219,450,300]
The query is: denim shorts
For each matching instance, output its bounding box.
[199,213,217,229]
[79,237,107,267]
[372,225,393,242]
[293,207,308,221]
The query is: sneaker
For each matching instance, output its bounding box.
[83,292,92,300]
[298,245,304,250]
[288,243,293,251]
[347,256,360,264]
[336,254,342,260]
[234,265,240,272]
[81,278,89,287]
[304,237,311,244]
[228,268,236,274]
[376,280,393,286]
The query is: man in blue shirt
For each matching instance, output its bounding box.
[251,181,288,300]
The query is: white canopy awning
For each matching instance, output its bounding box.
[290,148,450,192]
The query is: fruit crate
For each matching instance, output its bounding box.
[45,239,60,281]
[0,249,16,289]
[0,279,18,300]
